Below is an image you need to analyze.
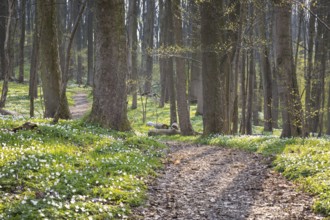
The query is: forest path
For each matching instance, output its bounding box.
[70,92,90,119]
[133,142,324,220]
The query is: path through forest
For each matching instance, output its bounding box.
[70,93,323,219]
[70,92,90,119]
[133,143,324,220]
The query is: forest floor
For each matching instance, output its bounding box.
[70,92,90,119]
[70,93,324,219]
[132,142,324,220]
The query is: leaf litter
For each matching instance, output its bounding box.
[132,142,324,220]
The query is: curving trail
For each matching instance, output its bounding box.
[133,143,324,220]
[70,92,90,119]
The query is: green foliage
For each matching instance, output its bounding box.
[0,117,166,219]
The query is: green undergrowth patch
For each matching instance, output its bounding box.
[0,116,166,219]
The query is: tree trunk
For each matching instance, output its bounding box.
[128,0,139,109]
[89,0,130,131]
[74,0,83,85]
[173,0,194,135]
[86,0,94,86]
[158,0,166,108]
[258,0,273,132]
[142,0,155,94]
[327,81,330,135]
[273,0,304,137]
[0,0,14,108]
[18,0,26,83]
[38,0,71,118]
[0,0,8,80]
[305,0,316,134]
[29,1,39,117]
[246,51,255,135]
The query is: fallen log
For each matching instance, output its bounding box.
[12,122,38,133]
[0,109,17,116]
[148,128,181,136]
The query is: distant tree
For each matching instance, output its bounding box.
[18,0,26,83]
[89,0,130,131]
[0,0,7,80]
[141,0,155,94]
[127,0,139,109]
[86,0,94,86]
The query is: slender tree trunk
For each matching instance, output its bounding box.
[89,0,131,131]
[86,0,94,86]
[258,0,272,132]
[246,51,255,135]
[0,0,15,108]
[0,0,14,108]
[74,0,83,85]
[0,0,8,80]
[240,51,247,134]
[327,81,330,135]
[18,0,26,83]
[305,0,316,134]
[128,0,139,109]
[29,1,39,117]
[158,0,166,108]
[173,0,194,135]
[142,0,155,94]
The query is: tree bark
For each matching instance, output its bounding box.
[86,0,94,86]
[258,0,273,132]
[0,0,14,108]
[142,0,155,94]
[273,0,304,137]
[0,0,8,80]
[173,0,194,135]
[18,0,26,83]
[89,0,131,131]
[128,0,139,109]
[29,1,39,117]
[38,0,71,118]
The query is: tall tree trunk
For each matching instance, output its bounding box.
[273,0,304,137]
[128,0,139,109]
[173,0,194,135]
[258,0,272,132]
[305,0,316,134]
[89,0,130,131]
[18,0,26,83]
[158,0,166,108]
[240,51,247,134]
[201,1,225,135]
[74,0,83,85]
[38,0,71,118]
[142,0,155,94]
[86,0,94,86]
[29,1,39,117]
[246,51,255,135]
[0,0,8,80]
[327,81,330,135]
[0,0,14,108]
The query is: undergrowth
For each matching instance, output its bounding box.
[0,117,166,219]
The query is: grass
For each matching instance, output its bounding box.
[0,82,330,218]
[0,117,166,219]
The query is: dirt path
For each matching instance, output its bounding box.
[70,92,90,119]
[133,143,324,220]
